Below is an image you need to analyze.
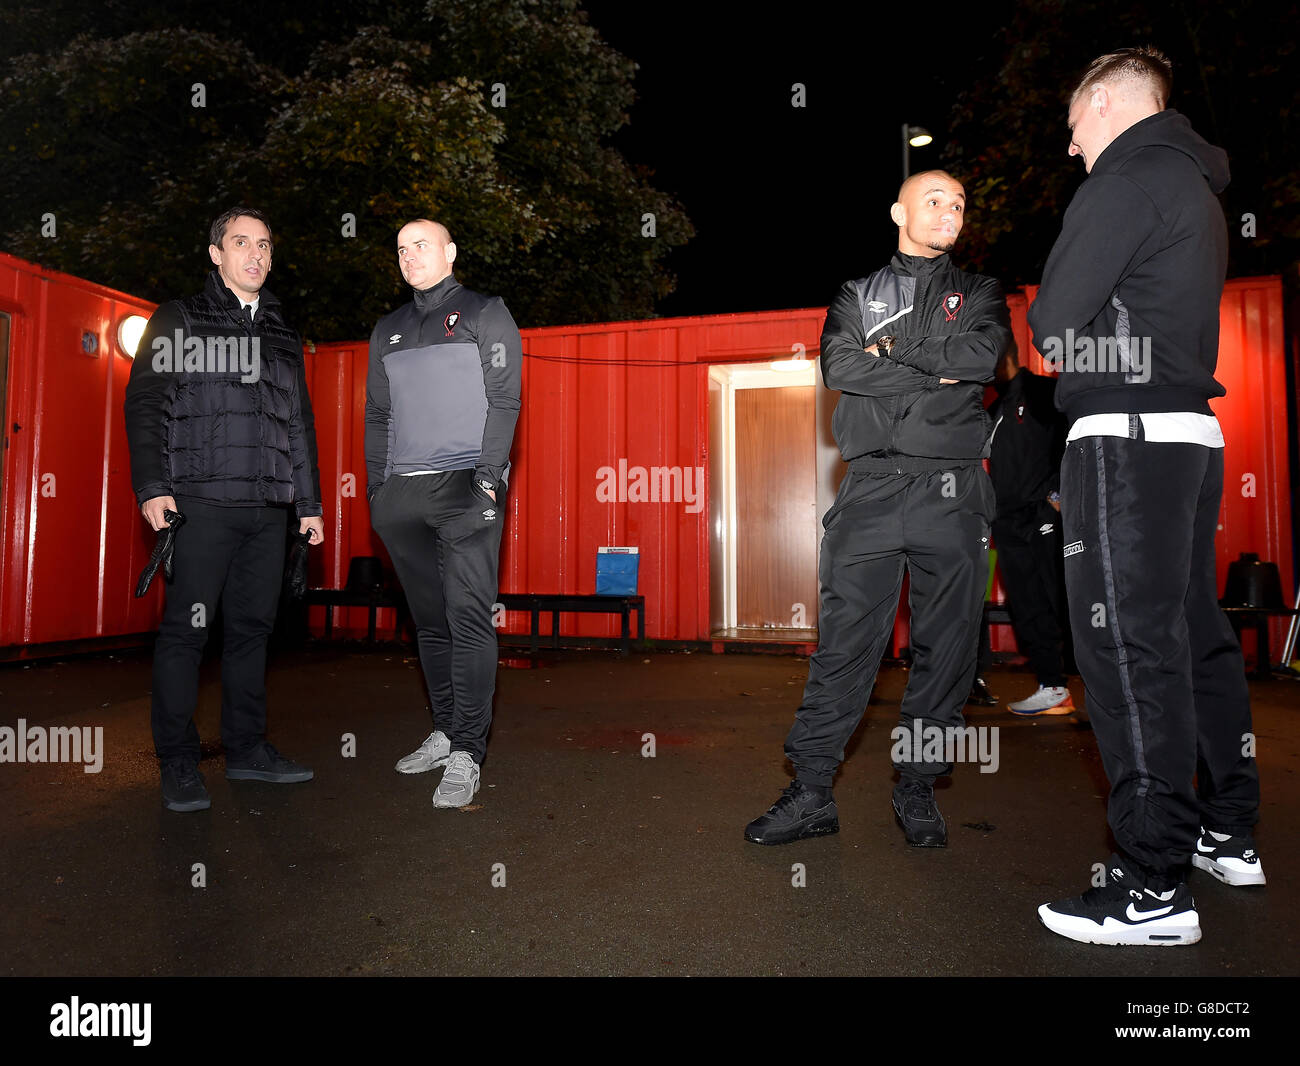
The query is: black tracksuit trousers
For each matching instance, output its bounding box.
[370,471,505,765]
[151,498,288,764]
[786,465,994,786]
[992,509,1070,687]
[1061,435,1260,884]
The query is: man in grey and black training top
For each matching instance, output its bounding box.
[365,219,522,808]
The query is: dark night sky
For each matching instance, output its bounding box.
[580,1,1017,317]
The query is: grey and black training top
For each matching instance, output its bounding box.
[364,274,522,499]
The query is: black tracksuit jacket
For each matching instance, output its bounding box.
[988,368,1066,524]
[821,251,1012,470]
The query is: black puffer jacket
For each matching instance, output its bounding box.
[821,251,1011,470]
[124,271,322,516]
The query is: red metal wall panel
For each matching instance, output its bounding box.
[0,252,160,652]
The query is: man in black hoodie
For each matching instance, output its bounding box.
[745,171,1009,848]
[1029,48,1264,947]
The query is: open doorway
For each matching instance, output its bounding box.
[709,361,836,639]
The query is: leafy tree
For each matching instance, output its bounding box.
[941,0,1298,286]
[0,0,693,337]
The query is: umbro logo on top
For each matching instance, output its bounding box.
[867,300,888,314]
[482,508,496,520]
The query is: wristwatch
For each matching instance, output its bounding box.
[875,335,896,355]
[1047,491,1061,504]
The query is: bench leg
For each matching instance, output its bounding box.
[530,608,539,657]
[620,608,630,656]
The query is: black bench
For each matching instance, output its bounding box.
[302,556,407,643]
[984,601,1012,629]
[497,594,645,656]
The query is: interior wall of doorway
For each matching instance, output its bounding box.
[709,361,843,637]
[0,313,9,502]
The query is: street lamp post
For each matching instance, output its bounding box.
[902,124,933,182]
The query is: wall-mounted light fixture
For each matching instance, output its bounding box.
[117,315,148,358]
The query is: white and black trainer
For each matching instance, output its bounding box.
[1192,826,1266,886]
[395,730,451,774]
[1038,855,1201,946]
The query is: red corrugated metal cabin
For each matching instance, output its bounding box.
[1,251,1293,662]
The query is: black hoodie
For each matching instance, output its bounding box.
[1027,109,1230,422]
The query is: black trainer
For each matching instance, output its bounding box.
[1192,826,1266,886]
[892,776,946,847]
[967,676,999,706]
[161,758,211,812]
[225,741,313,783]
[1038,854,1201,945]
[744,780,839,845]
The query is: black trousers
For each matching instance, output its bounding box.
[370,471,505,765]
[992,507,1070,686]
[786,465,994,785]
[152,498,288,764]
[1062,435,1260,883]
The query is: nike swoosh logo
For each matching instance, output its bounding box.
[1196,840,1217,854]
[1126,902,1175,922]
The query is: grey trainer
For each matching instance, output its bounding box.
[396,730,451,774]
[432,750,480,808]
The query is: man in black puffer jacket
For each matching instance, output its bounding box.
[746,170,1011,849]
[124,207,324,813]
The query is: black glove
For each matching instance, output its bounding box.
[285,529,311,599]
[135,509,185,598]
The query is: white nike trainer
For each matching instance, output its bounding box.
[1191,826,1266,886]
[1038,856,1201,946]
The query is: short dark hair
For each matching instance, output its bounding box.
[1071,46,1173,109]
[209,206,274,251]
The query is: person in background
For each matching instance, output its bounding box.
[987,338,1073,715]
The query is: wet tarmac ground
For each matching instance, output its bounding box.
[1,646,1296,977]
